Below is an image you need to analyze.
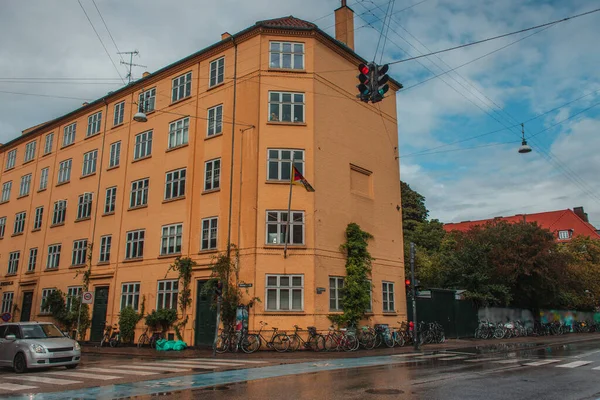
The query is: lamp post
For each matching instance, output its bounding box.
[518,123,532,154]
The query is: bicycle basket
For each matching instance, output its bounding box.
[307,326,317,335]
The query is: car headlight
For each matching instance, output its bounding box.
[31,344,46,354]
[74,342,81,351]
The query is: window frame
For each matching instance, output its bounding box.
[71,239,88,266]
[77,193,93,220]
[329,276,344,311]
[66,286,82,311]
[47,244,61,269]
[269,41,305,70]
[130,178,149,208]
[7,251,20,275]
[204,159,221,191]
[87,111,102,137]
[1,292,13,314]
[209,58,225,88]
[207,104,223,137]
[171,72,192,102]
[104,186,117,214]
[121,282,141,311]
[82,150,98,176]
[99,235,112,263]
[63,123,76,147]
[156,280,179,310]
[27,248,38,272]
[265,210,305,245]
[52,200,67,225]
[558,230,572,240]
[201,217,218,251]
[24,141,37,162]
[44,133,54,155]
[382,281,395,312]
[0,216,6,238]
[265,274,304,311]
[33,206,43,230]
[133,130,153,160]
[57,159,72,184]
[13,211,26,235]
[5,149,17,170]
[268,91,305,123]
[267,149,305,181]
[1,181,11,202]
[139,88,156,113]
[168,117,189,149]
[125,229,145,259]
[39,167,49,191]
[164,168,186,200]
[19,174,32,197]
[160,223,183,255]
[113,101,125,126]
[40,288,56,313]
[109,141,121,168]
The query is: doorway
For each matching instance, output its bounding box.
[90,287,109,342]
[194,281,217,347]
[20,292,33,322]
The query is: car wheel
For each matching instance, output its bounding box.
[66,364,78,370]
[13,353,27,374]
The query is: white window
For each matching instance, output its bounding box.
[130,178,149,208]
[14,211,26,235]
[157,280,178,310]
[382,281,395,312]
[28,248,37,272]
[72,239,88,266]
[266,210,305,245]
[172,71,192,102]
[63,123,76,146]
[270,42,304,70]
[52,200,67,225]
[330,277,344,311]
[201,217,218,250]
[99,235,112,263]
[1,292,13,314]
[114,101,125,126]
[87,111,102,136]
[161,224,183,255]
[77,193,93,220]
[209,58,224,87]
[5,149,17,170]
[204,159,220,191]
[66,286,83,311]
[47,244,61,269]
[207,105,223,136]
[268,92,305,123]
[267,149,304,181]
[44,133,54,155]
[125,229,145,259]
[168,117,189,148]
[7,251,20,275]
[33,206,43,230]
[558,230,572,240]
[19,174,32,197]
[24,141,37,162]
[104,187,117,214]
[134,130,153,160]
[121,282,140,311]
[109,141,121,168]
[0,217,6,238]
[39,167,49,190]
[266,275,303,311]
[1,181,11,202]
[139,88,156,113]
[165,168,186,200]
[40,288,56,313]
[82,150,98,176]
[58,159,72,184]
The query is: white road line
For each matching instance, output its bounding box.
[151,362,243,368]
[494,359,527,364]
[391,353,423,358]
[125,365,190,372]
[5,376,80,385]
[523,359,561,367]
[464,357,503,363]
[591,366,600,371]
[45,371,121,380]
[183,358,266,364]
[84,367,157,376]
[0,383,38,391]
[416,354,452,359]
[438,356,469,361]
[556,361,593,368]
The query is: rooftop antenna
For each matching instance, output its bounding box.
[118,50,147,84]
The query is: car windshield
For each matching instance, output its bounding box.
[21,324,65,339]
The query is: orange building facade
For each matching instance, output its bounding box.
[0,7,405,345]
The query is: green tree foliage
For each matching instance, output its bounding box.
[118,297,145,344]
[167,257,194,341]
[557,236,600,310]
[145,308,177,333]
[41,291,90,339]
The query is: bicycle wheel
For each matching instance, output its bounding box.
[373,333,382,348]
[215,333,230,354]
[309,334,326,352]
[241,334,261,354]
[361,332,376,350]
[271,333,290,352]
[384,333,395,348]
[343,335,359,352]
[137,334,147,348]
[109,338,118,348]
[394,332,405,347]
[324,335,337,351]
[287,334,301,352]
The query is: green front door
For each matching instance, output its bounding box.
[195,281,217,347]
[20,292,33,322]
[90,287,109,342]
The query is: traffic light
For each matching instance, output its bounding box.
[356,63,373,102]
[371,64,390,103]
[215,281,223,297]
[405,279,411,287]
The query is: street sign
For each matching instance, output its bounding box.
[82,291,94,304]
[238,283,253,288]
[1,312,11,322]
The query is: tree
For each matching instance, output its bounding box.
[557,236,600,310]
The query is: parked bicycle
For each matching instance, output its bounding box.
[287,325,325,352]
[323,326,359,352]
[216,327,261,354]
[253,321,289,352]
[100,323,112,347]
[137,327,164,349]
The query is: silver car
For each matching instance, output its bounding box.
[0,322,81,373]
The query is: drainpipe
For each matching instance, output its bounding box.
[226,37,238,263]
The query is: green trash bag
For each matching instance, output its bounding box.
[155,338,169,351]
[173,340,187,351]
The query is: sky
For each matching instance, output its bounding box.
[1,0,599,225]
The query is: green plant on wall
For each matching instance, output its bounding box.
[166,257,194,341]
[118,297,145,344]
[72,242,94,340]
[145,308,178,333]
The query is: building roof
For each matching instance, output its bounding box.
[444,208,600,241]
[256,16,316,29]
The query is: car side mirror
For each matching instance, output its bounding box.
[5,334,16,341]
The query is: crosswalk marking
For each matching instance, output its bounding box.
[494,359,527,364]
[464,357,503,363]
[591,366,600,371]
[523,359,561,366]
[556,361,593,368]
[45,371,120,380]
[185,358,266,364]
[391,353,423,358]
[141,362,237,369]
[5,375,80,385]
[84,367,158,376]
[438,356,468,361]
[416,354,452,359]
[1,383,38,391]
[125,365,191,372]
[162,359,244,366]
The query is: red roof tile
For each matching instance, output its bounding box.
[256,16,316,29]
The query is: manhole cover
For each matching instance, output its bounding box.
[366,389,404,395]
[203,386,230,391]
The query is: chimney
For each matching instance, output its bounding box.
[574,206,589,223]
[334,0,355,50]
[142,71,150,78]
[82,102,89,106]
[221,32,232,40]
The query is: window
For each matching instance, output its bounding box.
[382,282,395,312]
[130,178,149,208]
[161,224,183,255]
[14,211,26,235]
[165,168,186,200]
[33,207,43,230]
[558,230,573,240]
[28,248,37,272]
[134,130,153,160]
[157,280,178,310]
[267,149,304,181]
[7,251,19,275]
[82,150,98,176]
[24,141,36,162]
[1,181,11,202]
[72,239,88,266]
[40,288,56,313]
[121,283,140,311]
[266,275,303,311]
[109,141,121,168]
[1,292,13,314]
[58,159,72,184]
[52,200,67,225]
[19,174,32,197]
[47,244,61,269]
[270,42,304,70]
[39,167,49,190]
[201,217,218,250]
[207,105,223,136]
[266,210,305,245]
[77,193,93,220]
[139,88,156,113]
[104,187,117,214]
[44,133,54,155]
[268,92,305,123]
[66,287,82,311]
[5,149,17,170]
[204,159,220,191]
[99,235,112,263]
[63,123,76,146]
[0,217,6,238]
[172,71,192,102]
[168,117,189,148]
[87,111,102,136]
[125,229,145,259]
[114,101,125,126]
[330,277,344,311]
[209,58,224,87]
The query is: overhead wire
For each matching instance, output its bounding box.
[91,0,126,64]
